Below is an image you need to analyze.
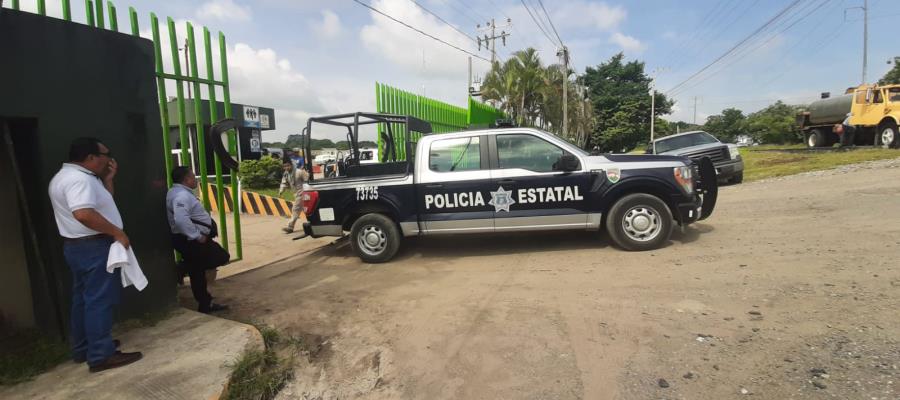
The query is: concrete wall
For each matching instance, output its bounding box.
[0,140,35,328]
[0,10,177,334]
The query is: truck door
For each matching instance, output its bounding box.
[489,133,592,232]
[416,135,494,234]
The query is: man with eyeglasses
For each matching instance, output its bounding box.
[48,137,142,372]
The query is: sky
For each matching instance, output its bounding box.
[8,0,900,142]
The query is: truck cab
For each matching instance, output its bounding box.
[299,113,718,263]
[799,84,900,148]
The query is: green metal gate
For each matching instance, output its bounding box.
[374,82,505,163]
[9,0,242,259]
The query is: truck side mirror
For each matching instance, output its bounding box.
[557,153,580,172]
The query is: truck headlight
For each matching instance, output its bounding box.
[728,144,740,160]
[674,166,693,194]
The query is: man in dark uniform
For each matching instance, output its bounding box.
[166,166,230,313]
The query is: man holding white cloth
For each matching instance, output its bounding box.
[48,137,143,373]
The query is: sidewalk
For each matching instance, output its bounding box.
[220,214,334,279]
[0,309,262,400]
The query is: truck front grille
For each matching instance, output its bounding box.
[683,147,728,163]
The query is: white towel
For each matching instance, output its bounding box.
[107,242,149,291]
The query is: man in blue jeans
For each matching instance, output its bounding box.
[48,137,142,372]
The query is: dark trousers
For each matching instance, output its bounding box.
[172,234,230,312]
[841,124,857,146]
[63,236,120,366]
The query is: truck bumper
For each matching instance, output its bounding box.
[677,198,703,225]
[714,158,744,179]
[303,222,343,238]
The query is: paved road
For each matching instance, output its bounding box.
[203,158,900,400]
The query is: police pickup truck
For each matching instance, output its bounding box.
[298,112,717,263]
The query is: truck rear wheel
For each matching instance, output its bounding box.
[350,213,401,263]
[880,122,899,149]
[605,193,673,251]
[806,129,830,148]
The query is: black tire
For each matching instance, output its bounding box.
[806,128,829,148]
[879,121,899,149]
[349,213,401,263]
[605,193,674,251]
[729,171,744,184]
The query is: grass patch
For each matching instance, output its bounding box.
[222,323,302,400]
[741,146,899,182]
[0,329,69,386]
[251,188,293,203]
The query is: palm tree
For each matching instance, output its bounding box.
[479,47,593,146]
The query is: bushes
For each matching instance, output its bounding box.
[237,157,283,189]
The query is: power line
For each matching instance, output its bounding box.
[519,0,559,47]
[536,0,563,46]
[408,0,478,43]
[666,0,805,95]
[672,0,833,96]
[433,0,480,25]
[353,0,491,63]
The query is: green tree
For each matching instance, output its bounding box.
[703,108,747,143]
[582,53,673,152]
[237,156,283,189]
[745,101,802,144]
[879,60,900,85]
[480,48,593,143]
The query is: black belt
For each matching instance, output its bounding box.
[62,234,111,242]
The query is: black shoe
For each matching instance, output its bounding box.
[199,303,229,314]
[88,351,142,373]
[74,339,121,363]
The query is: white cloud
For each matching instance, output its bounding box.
[196,0,251,23]
[554,1,626,31]
[360,0,478,79]
[312,10,342,39]
[610,32,646,53]
[662,31,678,41]
[227,43,324,116]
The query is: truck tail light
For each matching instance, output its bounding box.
[674,166,693,194]
[301,190,319,215]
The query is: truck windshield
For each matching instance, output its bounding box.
[889,88,900,102]
[654,132,719,153]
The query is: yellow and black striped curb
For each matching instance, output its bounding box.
[206,184,293,217]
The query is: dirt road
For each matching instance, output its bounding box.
[195,159,900,400]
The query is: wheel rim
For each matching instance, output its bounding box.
[357,225,387,256]
[881,128,895,147]
[621,205,662,242]
[807,133,816,147]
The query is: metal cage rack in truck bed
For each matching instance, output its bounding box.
[298,112,718,263]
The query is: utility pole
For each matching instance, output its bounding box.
[693,96,698,125]
[558,46,569,138]
[468,56,472,95]
[650,89,656,142]
[477,18,511,63]
[183,39,191,98]
[846,0,869,84]
[863,0,868,84]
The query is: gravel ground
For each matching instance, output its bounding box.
[191,156,900,400]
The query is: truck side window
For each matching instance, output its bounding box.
[496,134,567,173]
[429,137,481,172]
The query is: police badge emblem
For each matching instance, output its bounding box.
[606,168,621,184]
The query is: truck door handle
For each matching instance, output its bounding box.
[498,179,516,185]
[425,183,443,189]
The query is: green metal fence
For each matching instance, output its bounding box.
[9,0,242,259]
[467,96,506,128]
[374,83,505,161]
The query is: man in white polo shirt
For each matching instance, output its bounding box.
[48,137,142,373]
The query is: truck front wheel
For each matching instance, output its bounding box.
[807,129,830,148]
[880,122,899,149]
[605,193,673,251]
[350,213,401,263]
